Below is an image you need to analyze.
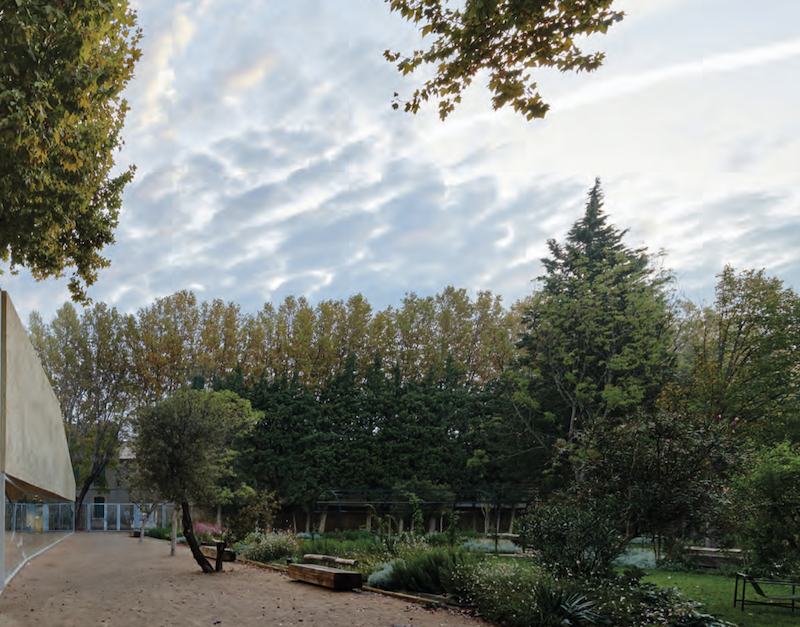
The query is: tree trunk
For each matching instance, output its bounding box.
[171,505,179,557]
[216,503,222,528]
[182,501,214,573]
[73,462,111,529]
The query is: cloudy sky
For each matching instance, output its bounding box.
[5,0,800,322]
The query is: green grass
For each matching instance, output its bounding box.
[644,570,798,627]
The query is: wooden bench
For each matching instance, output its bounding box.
[200,541,236,572]
[734,572,800,612]
[685,546,743,569]
[288,554,362,590]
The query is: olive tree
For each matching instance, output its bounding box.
[131,389,259,573]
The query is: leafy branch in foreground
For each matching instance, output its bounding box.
[0,0,142,300]
[385,0,624,120]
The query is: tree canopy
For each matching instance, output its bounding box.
[663,266,800,444]
[518,180,674,439]
[385,0,624,120]
[0,0,141,300]
[131,389,259,572]
[28,301,134,526]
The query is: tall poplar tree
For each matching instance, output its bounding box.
[28,302,134,525]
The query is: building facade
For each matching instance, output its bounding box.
[1,291,76,593]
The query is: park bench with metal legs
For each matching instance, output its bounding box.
[734,572,800,612]
[288,554,363,590]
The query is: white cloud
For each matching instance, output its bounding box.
[553,37,800,112]
[6,0,800,328]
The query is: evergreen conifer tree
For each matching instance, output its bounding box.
[519,180,674,439]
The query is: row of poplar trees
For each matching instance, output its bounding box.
[29,180,800,557]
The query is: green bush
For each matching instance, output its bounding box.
[239,531,302,563]
[461,538,519,554]
[370,547,482,594]
[517,500,623,578]
[301,536,384,559]
[448,559,734,627]
[366,560,401,589]
[226,490,279,542]
[446,559,558,625]
[585,577,737,627]
[145,525,172,540]
[731,442,800,578]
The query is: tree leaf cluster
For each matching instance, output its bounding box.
[0,0,142,300]
[385,0,624,120]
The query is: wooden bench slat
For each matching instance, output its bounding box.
[288,563,362,590]
[200,545,236,562]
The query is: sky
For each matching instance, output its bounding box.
[4,0,800,323]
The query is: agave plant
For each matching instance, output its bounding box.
[532,584,610,626]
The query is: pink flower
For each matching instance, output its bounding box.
[666,439,671,442]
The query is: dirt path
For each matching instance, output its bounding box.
[0,532,488,627]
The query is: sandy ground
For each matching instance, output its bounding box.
[0,533,489,627]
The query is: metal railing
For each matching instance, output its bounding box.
[77,503,175,532]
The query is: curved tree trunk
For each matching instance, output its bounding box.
[182,501,214,573]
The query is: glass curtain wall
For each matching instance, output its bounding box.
[2,475,74,589]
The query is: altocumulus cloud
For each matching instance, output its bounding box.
[4,0,800,323]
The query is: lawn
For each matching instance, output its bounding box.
[644,570,798,627]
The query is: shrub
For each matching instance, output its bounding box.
[366,560,400,589]
[517,500,623,578]
[301,536,384,560]
[446,559,555,625]
[585,577,737,627]
[226,490,279,542]
[448,560,734,627]
[145,525,172,540]
[193,522,225,545]
[730,442,800,578]
[366,547,482,594]
[461,538,519,554]
[239,531,302,563]
[613,547,656,570]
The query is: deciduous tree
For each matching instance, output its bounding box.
[28,301,134,526]
[663,266,800,444]
[0,0,142,300]
[385,0,623,120]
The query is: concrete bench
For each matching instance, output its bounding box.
[288,554,362,590]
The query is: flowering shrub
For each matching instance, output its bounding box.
[586,577,737,627]
[194,522,225,545]
[447,560,735,627]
